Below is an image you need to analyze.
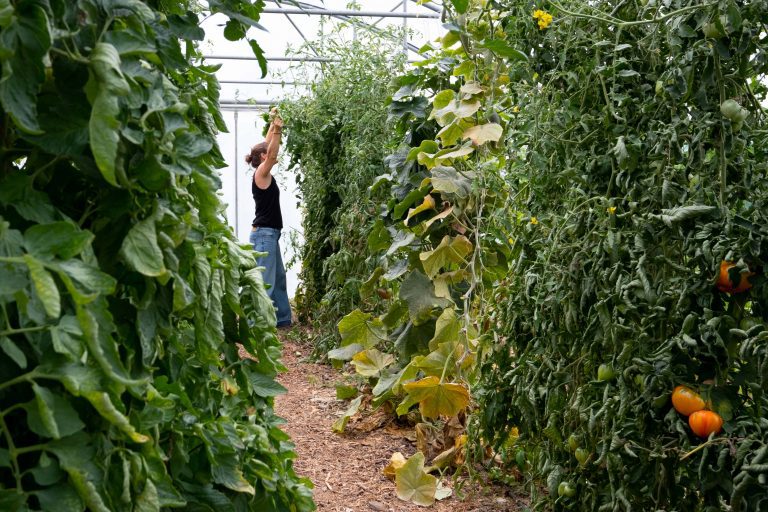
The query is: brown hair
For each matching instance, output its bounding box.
[245,142,268,167]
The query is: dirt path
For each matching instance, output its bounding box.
[271,333,527,512]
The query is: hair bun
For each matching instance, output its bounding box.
[245,154,252,164]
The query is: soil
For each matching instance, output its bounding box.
[262,328,529,512]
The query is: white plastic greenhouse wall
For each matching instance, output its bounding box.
[201,1,445,297]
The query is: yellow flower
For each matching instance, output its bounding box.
[530,216,539,225]
[607,206,617,215]
[533,9,553,30]
[512,105,520,113]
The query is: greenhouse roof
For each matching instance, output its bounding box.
[200,0,446,110]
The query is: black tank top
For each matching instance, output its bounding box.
[252,177,283,229]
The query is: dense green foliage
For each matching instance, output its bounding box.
[279,36,404,352]
[478,1,768,509]
[288,0,768,509]
[0,1,313,510]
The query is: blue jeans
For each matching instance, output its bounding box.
[249,227,292,327]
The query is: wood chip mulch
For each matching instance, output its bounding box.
[257,328,529,512]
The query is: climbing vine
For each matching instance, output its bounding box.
[326,0,515,504]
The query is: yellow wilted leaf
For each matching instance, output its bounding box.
[463,123,503,146]
[351,348,395,377]
[459,81,485,95]
[405,194,437,225]
[402,376,470,419]
[424,205,454,229]
[501,426,520,450]
[453,434,468,466]
[383,451,407,481]
[431,446,457,469]
[419,235,473,278]
[395,452,437,506]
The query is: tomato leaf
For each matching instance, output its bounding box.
[27,384,85,440]
[24,222,93,260]
[0,3,50,133]
[24,255,60,318]
[83,392,149,443]
[479,39,528,61]
[0,336,27,369]
[119,219,167,277]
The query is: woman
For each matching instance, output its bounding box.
[245,110,292,328]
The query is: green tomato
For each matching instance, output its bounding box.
[739,317,761,331]
[567,434,579,451]
[597,363,616,381]
[720,99,745,121]
[558,481,577,498]
[574,447,589,466]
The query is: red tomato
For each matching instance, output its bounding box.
[688,410,724,438]
[671,385,705,416]
[716,261,753,294]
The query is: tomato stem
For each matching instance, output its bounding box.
[0,413,23,493]
[679,437,728,460]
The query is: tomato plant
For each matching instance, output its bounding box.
[280,33,406,355]
[0,1,314,510]
[477,1,768,510]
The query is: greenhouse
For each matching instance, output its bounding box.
[1,1,767,511]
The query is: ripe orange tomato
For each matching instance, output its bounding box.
[688,410,724,438]
[671,385,705,416]
[716,261,753,294]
